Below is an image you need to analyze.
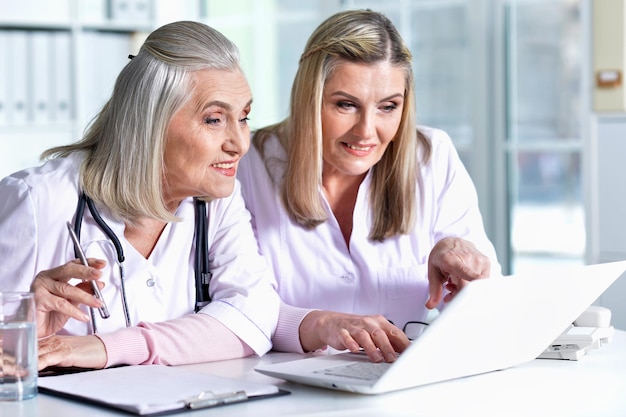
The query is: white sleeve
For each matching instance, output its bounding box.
[198,182,280,356]
[0,175,39,290]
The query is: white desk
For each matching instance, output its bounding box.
[5,330,626,417]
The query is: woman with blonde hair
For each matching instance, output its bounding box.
[239,9,501,363]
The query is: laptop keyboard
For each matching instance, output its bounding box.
[314,362,392,381]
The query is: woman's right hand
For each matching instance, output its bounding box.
[30,259,107,338]
[298,311,410,363]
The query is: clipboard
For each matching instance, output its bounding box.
[38,364,289,415]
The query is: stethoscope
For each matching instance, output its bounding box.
[72,192,212,333]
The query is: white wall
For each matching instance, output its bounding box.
[588,115,626,329]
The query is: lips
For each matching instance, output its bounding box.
[343,142,375,153]
[211,162,235,169]
[210,160,238,177]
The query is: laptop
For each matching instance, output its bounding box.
[256,261,626,394]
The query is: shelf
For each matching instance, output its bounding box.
[0,0,159,179]
[80,21,153,33]
[0,20,152,33]
[0,21,74,30]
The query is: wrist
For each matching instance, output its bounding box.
[82,335,108,369]
[299,310,327,352]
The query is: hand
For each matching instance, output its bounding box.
[38,335,107,371]
[30,259,107,338]
[298,311,410,363]
[426,237,491,309]
[0,351,29,379]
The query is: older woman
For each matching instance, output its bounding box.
[0,21,279,369]
[239,10,501,363]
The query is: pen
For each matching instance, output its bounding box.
[66,221,110,319]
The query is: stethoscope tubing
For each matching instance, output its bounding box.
[73,193,211,333]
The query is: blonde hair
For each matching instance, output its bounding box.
[42,21,241,224]
[254,9,430,241]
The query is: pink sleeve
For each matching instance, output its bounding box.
[96,314,254,367]
[271,302,317,353]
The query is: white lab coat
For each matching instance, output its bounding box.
[0,154,279,355]
[238,126,501,331]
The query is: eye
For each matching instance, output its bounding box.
[239,116,250,125]
[380,103,398,113]
[337,101,356,109]
[204,116,222,125]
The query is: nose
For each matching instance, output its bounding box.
[352,109,375,140]
[224,121,250,155]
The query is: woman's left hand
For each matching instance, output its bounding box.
[425,237,491,309]
[37,335,107,371]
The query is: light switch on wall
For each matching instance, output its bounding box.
[593,0,626,112]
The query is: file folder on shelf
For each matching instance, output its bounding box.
[6,30,29,125]
[51,30,73,124]
[30,30,52,125]
[0,31,8,125]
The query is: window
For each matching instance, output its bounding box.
[504,0,584,273]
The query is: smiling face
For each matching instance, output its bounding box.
[320,60,406,183]
[163,68,252,207]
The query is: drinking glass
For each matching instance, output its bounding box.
[0,292,37,401]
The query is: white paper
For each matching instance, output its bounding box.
[38,364,279,415]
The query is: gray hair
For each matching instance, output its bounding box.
[42,21,241,223]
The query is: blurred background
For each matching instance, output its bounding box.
[0,0,623,298]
